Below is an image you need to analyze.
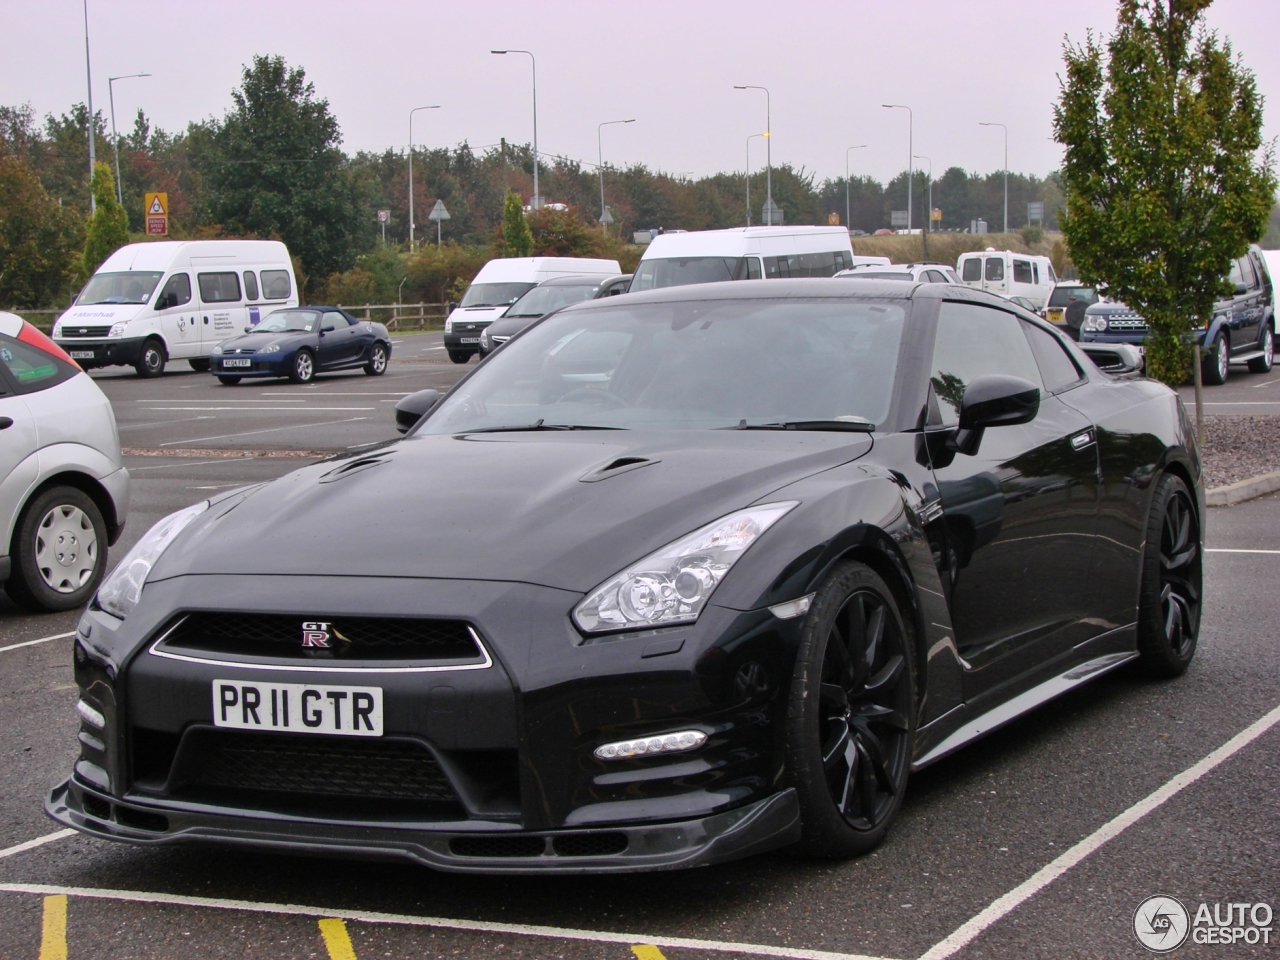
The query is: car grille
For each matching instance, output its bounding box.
[59,325,112,338]
[1106,318,1147,330]
[156,613,485,663]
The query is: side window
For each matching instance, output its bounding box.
[261,270,292,300]
[765,256,792,279]
[243,271,259,301]
[1021,320,1084,393]
[833,252,848,272]
[1253,252,1272,293]
[985,258,1005,282]
[1046,262,1058,283]
[1240,257,1259,291]
[961,258,982,282]
[1228,257,1247,290]
[0,335,72,393]
[1013,260,1033,284]
[926,270,948,283]
[929,302,1042,427]
[1032,263,1040,285]
[745,257,762,280]
[198,272,241,303]
[320,312,348,332]
[155,273,191,308]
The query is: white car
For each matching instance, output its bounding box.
[835,262,961,283]
[0,312,129,611]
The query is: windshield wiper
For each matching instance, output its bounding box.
[725,419,875,433]
[460,420,627,435]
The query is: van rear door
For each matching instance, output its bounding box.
[983,255,1007,296]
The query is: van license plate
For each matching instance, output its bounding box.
[69,351,95,359]
[223,358,252,368]
[459,337,480,344]
[212,680,383,736]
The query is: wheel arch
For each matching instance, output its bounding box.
[12,470,121,552]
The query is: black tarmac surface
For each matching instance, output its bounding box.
[0,336,1274,958]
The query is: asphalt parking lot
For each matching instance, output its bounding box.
[0,336,1275,959]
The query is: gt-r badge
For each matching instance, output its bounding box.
[301,621,332,647]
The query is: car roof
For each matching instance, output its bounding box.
[534,274,615,287]
[567,278,921,307]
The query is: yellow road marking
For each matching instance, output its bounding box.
[632,946,667,960]
[319,917,358,960]
[38,895,68,960]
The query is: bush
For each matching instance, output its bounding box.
[1020,225,1044,246]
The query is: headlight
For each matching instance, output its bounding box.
[573,502,798,634]
[52,322,62,338]
[211,344,223,355]
[96,501,208,619]
[445,318,453,333]
[480,331,490,347]
[261,343,281,354]
[108,322,129,338]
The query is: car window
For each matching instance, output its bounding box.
[243,271,259,301]
[0,335,69,392]
[1021,320,1084,393]
[155,273,191,308]
[198,272,241,303]
[925,270,948,283]
[985,258,1005,282]
[261,270,292,300]
[1013,260,1033,284]
[320,312,349,332]
[929,302,1042,428]
[1033,263,1040,285]
[961,258,982,282]
[1254,252,1272,291]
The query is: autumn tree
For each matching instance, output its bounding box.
[500,190,533,257]
[82,162,129,276]
[1055,0,1275,385]
[0,152,81,306]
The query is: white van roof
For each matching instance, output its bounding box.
[958,249,1051,260]
[641,226,854,260]
[96,240,292,273]
[473,257,621,283]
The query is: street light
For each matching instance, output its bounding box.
[82,0,95,213]
[979,122,1008,233]
[845,144,867,234]
[882,104,913,232]
[746,133,764,226]
[913,154,932,235]
[108,72,150,205]
[734,85,772,223]
[492,50,540,209]
[598,118,634,228]
[408,104,440,251]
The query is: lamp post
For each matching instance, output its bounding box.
[492,50,540,208]
[598,118,634,229]
[746,133,764,226]
[108,72,149,205]
[408,104,440,251]
[82,0,95,213]
[734,85,771,223]
[845,144,866,233]
[979,121,1008,233]
[882,104,912,232]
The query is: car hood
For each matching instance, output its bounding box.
[152,430,873,591]
[486,316,540,338]
[56,304,145,332]
[218,331,309,352]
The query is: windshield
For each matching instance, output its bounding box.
[78,271,164,305]
[630,257,753,292]
[460,282,538,309]
[1048,286,1094,307]
[255,309,318,333]
[418,298,906,434]
[504,283,600,318]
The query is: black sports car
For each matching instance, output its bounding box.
[51,279,1203,873]
[211,306,391,384]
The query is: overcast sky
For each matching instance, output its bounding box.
[3,0,1278,186]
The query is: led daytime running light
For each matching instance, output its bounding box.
[76,700,105,730]
[594,729,706,760]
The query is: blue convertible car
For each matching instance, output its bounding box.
[211,306,392,384]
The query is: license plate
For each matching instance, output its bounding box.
[1046,309,1064,324]
[69,350,95,359]
[212,679,383,736]
[222,358,252,368]
[459,337,480,344]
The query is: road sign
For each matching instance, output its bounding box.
[376,209,390,223]
[827,212,840,225]
[930,207,943,222]
[599,208,615,225]
[761,199,783,226]
[1027,201,1045,224]
[890,209,908,228]
[427,199,450,221]
[144,192,168,236]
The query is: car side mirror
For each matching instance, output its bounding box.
[244,325,253,333]
[949,375,1040,456]
[394,389,441,434]
[1235,283,1248,295]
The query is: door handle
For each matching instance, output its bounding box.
[0,417,13,430]
[1070,429,1095,450]
[203,316,209,324]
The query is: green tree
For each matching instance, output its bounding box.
[501,190,533,257]
[82,161,129,276]
[0,152,81,307]
[1055,0,1275,385]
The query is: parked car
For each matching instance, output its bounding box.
[53,280,1202,873]
[1080,244,1274,384]
[209,307,391,385]
[478,274,632,358]
[53,240,298,378]
[956,250,1057,308]
[836,262,960,284]
[1005,295,1040,313]
[1044,282,1100,340]
[1,313,128,612]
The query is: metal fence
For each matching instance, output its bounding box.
[7,304,452,333]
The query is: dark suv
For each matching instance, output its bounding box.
[1079,244,1274,384]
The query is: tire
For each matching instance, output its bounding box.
[216,375,241,386]
[188,358,211,372]
[1134,473,1202,678]
[448,350,472,364]
[364,342,388,376]
[1201,331,1229,385]
[5,486,108,612]
[290,349,315,384]
[134,339,167,378]
[786,561,916,859]
[1248,324,1274,373]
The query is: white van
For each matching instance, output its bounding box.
[955,249,1057,308]
[629,226,879,293]
[53,240,298,377]
[444,256,621,363]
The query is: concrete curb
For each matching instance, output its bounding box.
[1206,469,1280,507]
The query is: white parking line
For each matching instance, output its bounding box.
[1202,401,1280,406]
[138,407,375,412]
[0,830,76,860]
[0,631,75,654]
[1206,548,1280,554]
[919,701,1280,960]
[128,458,256,471]
[159,417,367,446]
[137,399,307,404]
[0,883,898,960]
[120,416,216,429]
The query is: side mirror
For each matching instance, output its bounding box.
[1235,283,1249,295]
[394,388,441,434]
[244,325,253,333]
[950,375,1040,455]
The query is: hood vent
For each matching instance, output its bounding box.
[579,456,659,483]
[318,452,394,483]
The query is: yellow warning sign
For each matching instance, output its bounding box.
[144,192,169,235]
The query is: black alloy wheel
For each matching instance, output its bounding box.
[188,358,211,372]
[290,348,315,384]
[448,349,472,364]
[216,375,241,386]
[787,561,915,858]
[364,342,388,376]
[1248,324,1274,373]
[1135,473,1201,677]
[134,339,167,378]
[1202,331,1229,385]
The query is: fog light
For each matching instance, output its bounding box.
[76,700,105,730]
[594,729,707,760]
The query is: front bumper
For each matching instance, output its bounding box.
[1080,328,1207,346]
[211,355,290,377]
[47,778,800,874]
[55,336,148,369]
[444,327,490,353]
